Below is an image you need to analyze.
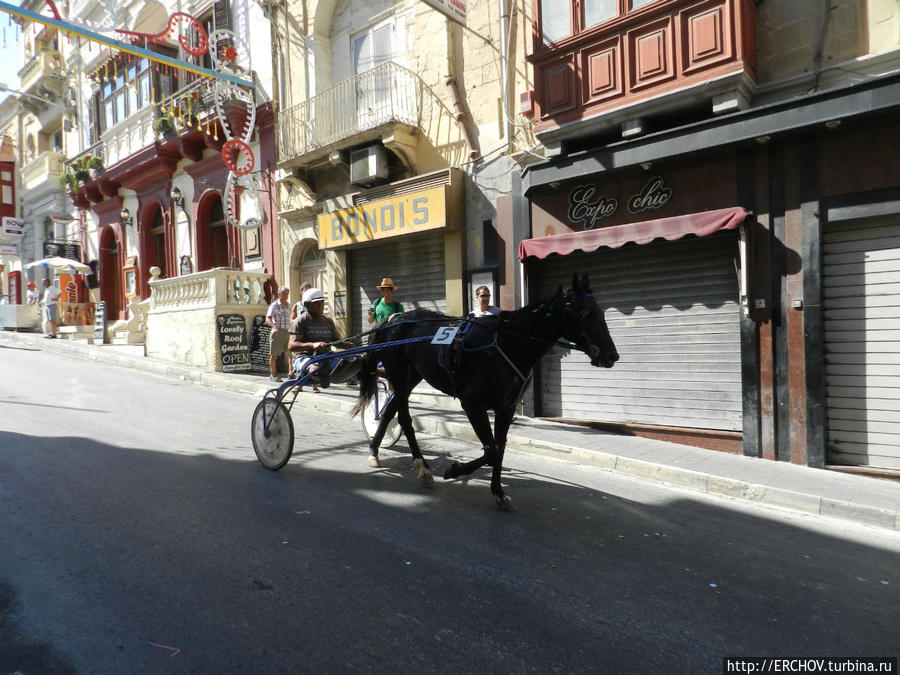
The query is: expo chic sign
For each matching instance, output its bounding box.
[318,186,448,250]
[566,176,673,230]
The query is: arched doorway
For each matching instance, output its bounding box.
[196,194,229,271]
[99,225,122,318]
[295,242,326,294]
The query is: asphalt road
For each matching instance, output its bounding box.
[1,343,899,674]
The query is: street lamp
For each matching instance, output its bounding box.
[120,208,134,227]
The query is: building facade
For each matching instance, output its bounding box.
[517,0,900,472]
[273,0,535,337]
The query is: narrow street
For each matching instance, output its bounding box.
[2,345,899,673]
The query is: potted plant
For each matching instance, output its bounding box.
[153,115,176,139]
[87,155,104,177]
[58,171,77,192]
[73,158,91,185]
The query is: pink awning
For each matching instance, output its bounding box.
[518,206,749,261]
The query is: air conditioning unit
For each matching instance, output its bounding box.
[349,145,389,186]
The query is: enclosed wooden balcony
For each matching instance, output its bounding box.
[528,0,756,144]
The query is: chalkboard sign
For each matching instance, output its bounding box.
[93,301,107,344]
[216,314,251,373]
[249,314,270,373]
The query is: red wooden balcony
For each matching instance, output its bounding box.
[528,0,756,139]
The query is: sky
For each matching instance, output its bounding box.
[0,1,22,101]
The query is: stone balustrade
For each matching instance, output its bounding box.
[22,152,66,191]
[147,268,271,370]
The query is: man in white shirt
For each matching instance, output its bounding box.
[470,286,501,318]
[42,278,61,339]
[265,286,291,381]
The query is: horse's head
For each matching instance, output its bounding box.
[560,273,619,368]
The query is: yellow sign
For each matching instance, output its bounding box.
[318,187,448,249]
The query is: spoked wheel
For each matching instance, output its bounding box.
[251,398,294,470]
[361,381,402,448]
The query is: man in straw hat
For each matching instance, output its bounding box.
[368,277,404,324]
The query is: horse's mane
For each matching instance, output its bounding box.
[498,286,570,333]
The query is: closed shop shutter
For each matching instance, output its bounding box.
[533,232,742,430]
[824,219,900,470]
[348,232,446,337]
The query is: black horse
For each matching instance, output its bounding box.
[351,273,619,510]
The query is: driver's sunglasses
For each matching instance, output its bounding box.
[478,294,490,298]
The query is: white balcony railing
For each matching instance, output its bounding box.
[101,106,157,167]
[22,151,66,191]
[278,61,467,166]
[149,268,269,311]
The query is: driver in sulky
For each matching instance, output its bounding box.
[288,287,356,391]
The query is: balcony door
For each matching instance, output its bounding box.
[352,19,393,127]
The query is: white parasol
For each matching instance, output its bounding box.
[24,257,91,273]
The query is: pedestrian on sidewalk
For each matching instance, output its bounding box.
[41,278,61,339]
[265,286,291,382]
[291,282,312,321]
[26,282,39,305]
[368,277,403,324]
[469,285,501,318]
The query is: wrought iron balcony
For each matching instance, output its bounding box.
[277,61,467,168]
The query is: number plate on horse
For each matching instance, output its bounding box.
[431,325,460,344]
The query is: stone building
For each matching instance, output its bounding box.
[517,0,900,473]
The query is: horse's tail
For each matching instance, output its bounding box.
[350,348,379,418]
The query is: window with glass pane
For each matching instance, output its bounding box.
[631,0,657,8]
[584,0,617,28]
[540,0,571,44]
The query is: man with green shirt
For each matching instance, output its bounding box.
[367,277,404,324]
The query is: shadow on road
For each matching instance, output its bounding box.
[2,429,899,672]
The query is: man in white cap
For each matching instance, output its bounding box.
[289,287,353,390]
[265,286,291,381]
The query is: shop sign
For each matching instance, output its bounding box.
[318,186,448,250]
[0,243,17,255]
[1,217,24,237]
[216,314,251,373]
[421,0,466,26]
[565,176,674,230]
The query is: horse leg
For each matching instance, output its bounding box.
[391,384,434,484]
[488,406,517,511]
[444,408,496,480]
[367,395,399,468]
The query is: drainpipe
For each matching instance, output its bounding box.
[445,19,480,161]
[499,0,511,151]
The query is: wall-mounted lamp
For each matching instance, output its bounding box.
[120,207,134,227]
[640,162,653,171]
[824,119,842,130]
[755,135,771,144]
[170,186,185,211]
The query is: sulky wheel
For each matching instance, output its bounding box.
[251,399,294,470]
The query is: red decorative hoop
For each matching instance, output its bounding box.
[222,139,255,176]
[117,12,209,57]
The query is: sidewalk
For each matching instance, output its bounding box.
[3,329,899,532]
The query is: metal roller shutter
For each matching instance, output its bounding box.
[533,232,742,430]
[348,232,446,337]
[824,219,900,470]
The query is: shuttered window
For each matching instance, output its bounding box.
[348,232,446,337]
[533,232,742,430]
[824,219,900,470]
